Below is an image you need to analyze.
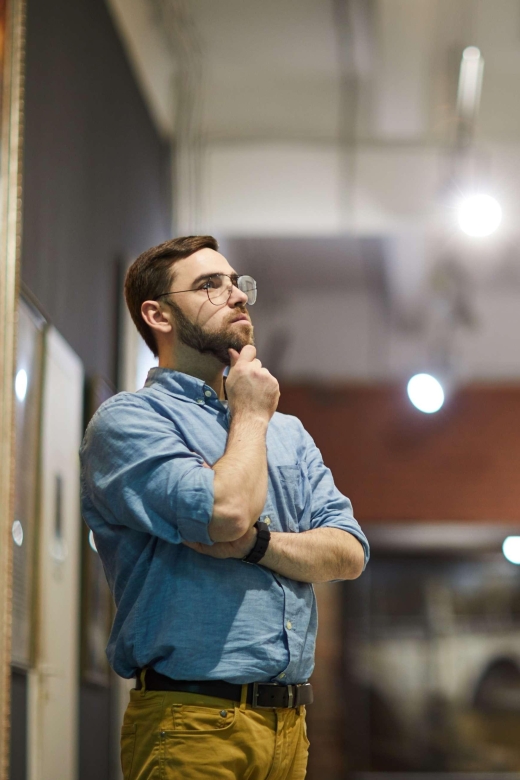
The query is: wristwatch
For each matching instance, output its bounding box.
[242,521,271,564]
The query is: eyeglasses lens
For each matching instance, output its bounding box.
[238,275,257,305]
[207,275,257,305]
[207,276,230,304]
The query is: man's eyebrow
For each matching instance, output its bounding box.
[190,272,237,286]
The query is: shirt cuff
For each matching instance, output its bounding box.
[175,466,215,545]
[321,521,370,570]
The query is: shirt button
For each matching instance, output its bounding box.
[264,517,271,525]
[286,621,292,630]
[204,390,212,397]
[196,399,204,404]
[278,673,286,679]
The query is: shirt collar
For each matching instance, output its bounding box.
[144,367,220,404]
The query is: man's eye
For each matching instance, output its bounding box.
[202,277,222,290]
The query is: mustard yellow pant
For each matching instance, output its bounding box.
[121,687,309,779]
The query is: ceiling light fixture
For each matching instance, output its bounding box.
[457,194,502,237]
[407,373,445,414]
[502,536,520,564]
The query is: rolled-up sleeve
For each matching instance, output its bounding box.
[80,395,215,545]
[303,429,370,568]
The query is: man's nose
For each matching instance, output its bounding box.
[228,285,248,306]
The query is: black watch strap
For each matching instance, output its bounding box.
[242,521,271,564]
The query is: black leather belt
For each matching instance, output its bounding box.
[135,668,313,709]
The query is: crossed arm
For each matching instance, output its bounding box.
[184,525,366,583]
[184,404,366,583]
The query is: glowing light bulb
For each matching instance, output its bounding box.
[407,374,445,414]
[458,194,502,237]
[502,536,520,564]
[15,369,28,401]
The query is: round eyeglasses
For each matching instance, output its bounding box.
[155,273,257,306]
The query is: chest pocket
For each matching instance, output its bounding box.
[276,465,305,531]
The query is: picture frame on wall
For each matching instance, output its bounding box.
[0,0,26,775]
[11,296,46,669]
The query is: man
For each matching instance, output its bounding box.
[80,235,369,780]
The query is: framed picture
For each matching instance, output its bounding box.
[0,0,26,774]
[11,296,46,668]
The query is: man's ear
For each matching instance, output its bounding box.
[141,300,173,336]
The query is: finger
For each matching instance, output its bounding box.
[236,344,257,363]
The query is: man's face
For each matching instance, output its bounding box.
[161,248,254,365]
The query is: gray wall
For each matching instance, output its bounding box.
[22,0,171,385]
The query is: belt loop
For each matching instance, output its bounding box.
[240,684,248,710]
[139,668,147,695]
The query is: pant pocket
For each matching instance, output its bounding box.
[158,708,247,780]
[169,703,237,734]
[121,725,137,780]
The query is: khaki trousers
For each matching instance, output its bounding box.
[121,686,309,779]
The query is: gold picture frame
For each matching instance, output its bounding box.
[0,0,26,777]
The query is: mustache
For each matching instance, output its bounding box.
[227,307,251,323]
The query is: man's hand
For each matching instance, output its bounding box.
[183,525,257,559]
[226,345,280,422]
[205,345,277,543]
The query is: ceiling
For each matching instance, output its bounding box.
[106,0,520,382]
[107,0,520,144]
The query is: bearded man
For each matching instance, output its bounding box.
[80,235,369,780]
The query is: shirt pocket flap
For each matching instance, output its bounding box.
[276,465,304,529]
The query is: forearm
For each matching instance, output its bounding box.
[259,527,365,583]
[209,413,268,541]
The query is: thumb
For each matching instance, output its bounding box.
[228,348,240,367]
[236,344,256,362]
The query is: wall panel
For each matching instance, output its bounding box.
[279,384,520,522]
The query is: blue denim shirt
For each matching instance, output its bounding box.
[80,368,369,684]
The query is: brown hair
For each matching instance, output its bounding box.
[124,235,219,356]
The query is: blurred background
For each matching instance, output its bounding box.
[6,0,520,778]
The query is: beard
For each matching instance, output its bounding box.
[166,300,254,366]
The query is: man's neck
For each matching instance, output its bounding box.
[158,349,227,399]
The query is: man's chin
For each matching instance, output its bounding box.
[226,324,254,350]
[211,330,254,366]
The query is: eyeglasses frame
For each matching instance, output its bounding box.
[153,273,257,306]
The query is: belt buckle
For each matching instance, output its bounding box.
[252,682,295,709]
